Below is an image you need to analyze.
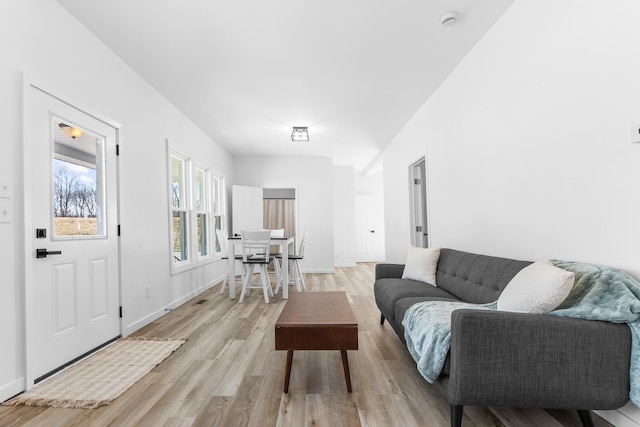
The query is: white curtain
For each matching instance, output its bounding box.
[263,199,297,253]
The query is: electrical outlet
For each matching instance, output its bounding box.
[146,285,151,298]
[631,124,640,143]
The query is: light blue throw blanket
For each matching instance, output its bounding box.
[402,260,640,405]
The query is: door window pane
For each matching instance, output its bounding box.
[52,118,105,238]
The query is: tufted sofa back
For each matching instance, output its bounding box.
[436,248,532,303]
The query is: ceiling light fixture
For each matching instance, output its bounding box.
[58,123,84,139]
[291,127,309,142]
[440,11,459,26]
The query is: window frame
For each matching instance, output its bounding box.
[167,143,223,274]
[212,172,225,258]
[193,163,211,261]
[168,150,191,273]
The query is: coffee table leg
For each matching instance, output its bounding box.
[284,350,294,393]
[341,350,352,393]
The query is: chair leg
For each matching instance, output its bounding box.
[380,313,385,325]
[220,261,229,295]
[260,266,271,303]
[295,261,305,291]
[239,264,253,303]
[577,410,594,427]
[450,405,463,427]
[292,261,301,292]
[274,259,282,294]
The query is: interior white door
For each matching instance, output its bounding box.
[24,86,120,385]
[355,195,376,262]
[232,185,263,236]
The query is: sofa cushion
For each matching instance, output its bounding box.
[436,249,532,303]
[374,278,458,323]
[497,260,575,313]
[401,246,441,285]
[393,296,460,336]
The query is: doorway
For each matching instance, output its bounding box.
[409,157,429,248]
[263,188,297,251]
[23,85,121,388]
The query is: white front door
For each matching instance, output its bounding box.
[24,85,121,386]
[355,195,376,262]
[231,185,263,236]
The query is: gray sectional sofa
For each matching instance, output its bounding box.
[374,248,631,427]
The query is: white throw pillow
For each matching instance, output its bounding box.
[497,260,575,314]
[401,246,440,286]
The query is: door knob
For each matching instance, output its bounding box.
[36,248,62,258]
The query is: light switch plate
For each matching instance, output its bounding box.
[0,178,10,199]
[0,200,11,223]
[631,125,640,144]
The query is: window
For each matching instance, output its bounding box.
[52,117,106,239]
[170,153,189,264]
[167,145,224,273]
[194,166,209,258]
[212,173,225,255]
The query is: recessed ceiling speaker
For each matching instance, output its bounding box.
[441,11,459,26]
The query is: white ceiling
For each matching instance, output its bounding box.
[57,0,514,171]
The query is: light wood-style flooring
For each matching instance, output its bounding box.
[0,264,613,426]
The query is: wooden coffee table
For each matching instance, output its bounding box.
[274,291,358,393]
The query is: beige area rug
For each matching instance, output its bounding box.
[3,337,185,409]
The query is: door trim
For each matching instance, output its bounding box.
[22,80,123,390]
[408,156,430,248]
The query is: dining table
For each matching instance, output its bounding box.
[227,235,295,300]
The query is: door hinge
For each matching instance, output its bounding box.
[116,144,120,156]
[414,178,420,185]
[416,226,423,232]
[119,306,123,318]
[117,224,121,236]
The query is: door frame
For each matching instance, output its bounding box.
[408,156,430,248]
[22,80,123,390]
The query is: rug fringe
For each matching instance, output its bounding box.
[123,336,188,342]
[4,396,113,409]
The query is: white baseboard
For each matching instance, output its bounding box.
[335,263,357,268]
[300,268,336,274]
[0,377,24,402]
[123,278,219,336]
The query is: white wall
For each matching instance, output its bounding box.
[233,156,335,273]
[333,166,356,267]
[0,0,232,401]
[382,1,640,425]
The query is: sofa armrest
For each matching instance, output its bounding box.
[444,309,631,410]
[375,263,405,280]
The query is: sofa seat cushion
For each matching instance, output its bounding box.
[393,296,460,337]
[374,277,458,322]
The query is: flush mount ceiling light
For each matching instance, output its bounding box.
[58,123,84,139]
[291,127,309,142]
[440,11,459,26]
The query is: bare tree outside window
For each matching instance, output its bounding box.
[53,160,98,236]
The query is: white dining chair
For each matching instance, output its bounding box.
[275,231,307,293]
[268,228,285,287]
[217,229,245,296]
[239,230,274,303]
